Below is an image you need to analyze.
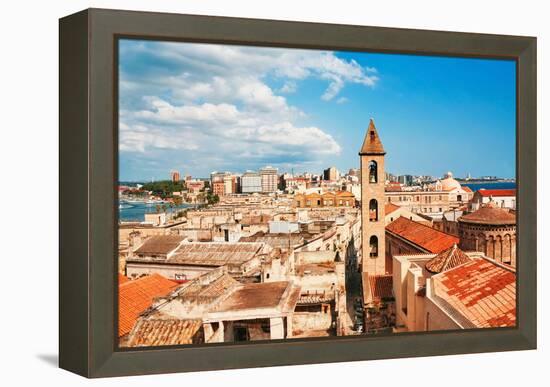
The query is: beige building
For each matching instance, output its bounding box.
[360,119,386,275]
[470,188,516,211]
[385,172,473,216]
[393,246,516,332]
[126,241,266,281]
[384,203,430,225]
[323,166,340,181]
[294,191,355,208]
[260,166,279,193]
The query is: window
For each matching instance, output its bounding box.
[368,160,378,183]
[369,199,378,221]
[457,195,462,201]
[369,236,378,257]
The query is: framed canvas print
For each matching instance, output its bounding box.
[59,8,537,378]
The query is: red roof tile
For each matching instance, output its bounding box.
[425,244,471,274]
[477,189,516,197]
[385,203,401,215]
[368,274,394,300]
[119,273,130,284]
[431,257,516,328]
[127,319,203,347]
[459,206,516,225]
[119,274,179,337]
[386,216,459,253]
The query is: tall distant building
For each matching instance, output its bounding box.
[212,181,225,197]
[348,168,359,177]
[260,166,278,193]
[323,166,340,181]
[170,170,181,182]
[223,175,236,195]
[398,175,413,186]
[241,171,262,193]
[360,119,386,275]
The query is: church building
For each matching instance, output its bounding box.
[360,119,386,274]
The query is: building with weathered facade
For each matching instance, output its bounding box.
[126,241,267,282]
[458,202,516,266]
[384,172,473,216]
[393,245,516,332]
[294,191,355,208]
[139,267,301,343]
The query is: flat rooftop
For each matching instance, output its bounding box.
[214,281,290,312]
[129,242,264,267]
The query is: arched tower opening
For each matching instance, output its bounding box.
[369,236,378,257]
[369,199,378,221]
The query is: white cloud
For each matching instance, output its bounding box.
[336,97,349,104]
[279,81,297,94]
[120,97,341,158]
[119,40,378,175]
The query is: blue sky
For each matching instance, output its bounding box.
[119,39,516,181]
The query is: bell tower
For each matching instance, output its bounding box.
[359,119,386,274]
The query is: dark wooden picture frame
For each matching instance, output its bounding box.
[59,8,537,378]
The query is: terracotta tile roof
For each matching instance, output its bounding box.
[368,274,394,300]
[359,119,385,155]
[134,235,184,255]
[459,206,516,225]
[385,203,401,215]
[385,183,402,192]
[386,216,459,253]
[425,244,472,274]
[119,274,179,337]
[119,273,130,284]
[462,186,473,193]
[127,319,203,347]
[477,189,516,197]
[177,273,239,302]
[431,257,516,328]
[336,190,355,197]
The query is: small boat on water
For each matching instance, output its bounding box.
[146,199,165,205]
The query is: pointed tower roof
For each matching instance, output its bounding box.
[425,244,471,274]
[359,118,385,155]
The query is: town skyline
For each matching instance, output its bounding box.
[119,40,516,181]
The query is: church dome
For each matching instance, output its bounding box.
[440,172,462,191]
[458,204,516,225]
